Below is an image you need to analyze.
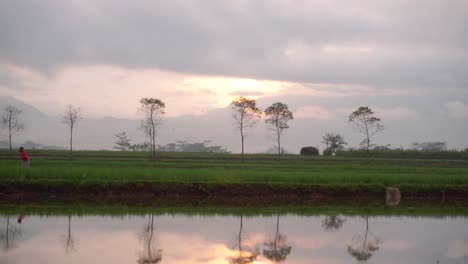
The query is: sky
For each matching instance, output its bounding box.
[0,0,467,151]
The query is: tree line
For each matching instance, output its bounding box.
[1,99,466,160]
[0,104,82,156]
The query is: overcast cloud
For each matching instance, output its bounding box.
[1,0,467,88]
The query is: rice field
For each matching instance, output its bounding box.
[1,150,467,186]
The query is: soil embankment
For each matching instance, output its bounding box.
[1,181,467,206]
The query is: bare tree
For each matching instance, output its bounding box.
[62,105,82,156]
[264,102,293,159]
[139,98,165,158]
[348,106,383,152]
[1,106,24,151]
[263,214,292,263]
[138,214,162,264]
[114,132,132,151]
[231,97,262,161]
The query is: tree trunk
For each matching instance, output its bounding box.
[362,216,369,253]
[150,111,156,159]
[6,216,10,249]
[275,214,280,251]
[148,214,154,259]
[70,125,73,157]
[152,124,156,159]
[67,215,72,248]
[277,125,281,160]
[9,132,12,152]
[241,134,245,162]
[8,112,12,151]
[240,112,245,162]
[364,120,370,152]
[238,215,243,253]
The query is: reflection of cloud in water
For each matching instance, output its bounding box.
[380,239,414,252]
[289,235,335,250]
[269,258,343,264]
[445,240,468,259]
[159,233,233,263]
[3,215,468,264]
[4,230,141,263]
[241,233,266,249]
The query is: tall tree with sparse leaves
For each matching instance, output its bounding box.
[62,105,82,157]
[348,106,383,152]
[1,106,24,151]
[264,102,293,159]
[231,97,261,161]
[139,98,165,158]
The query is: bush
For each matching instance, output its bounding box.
[300,146,319,156]
[335,148,468,160]
[323,148,333,156]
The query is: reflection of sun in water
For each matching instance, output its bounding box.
[200,245,266,264]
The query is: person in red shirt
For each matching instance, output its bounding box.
[19,147,30,167]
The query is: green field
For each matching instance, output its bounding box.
[1,149,467,186]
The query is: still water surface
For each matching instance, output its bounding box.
[1,212,468,264]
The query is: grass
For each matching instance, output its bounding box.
[336,148,468,160]
[0,149,467,186]
[1,201,468,217]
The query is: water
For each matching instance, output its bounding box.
[1,212,468,264]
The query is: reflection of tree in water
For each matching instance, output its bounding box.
[61,215,76,254]
[0,216,23,252]
[347,216,382,263]
[229,216,259,264]
[263,214,292,263]
[138,214,162,264]
[322,215,346,232]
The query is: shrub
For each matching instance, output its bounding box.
[335,148,468,160]
[300,146,319,156]
[323,148,333,156]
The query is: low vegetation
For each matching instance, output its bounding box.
[1,202,468,217]
[1,150,467,186]
[336,148,468,160]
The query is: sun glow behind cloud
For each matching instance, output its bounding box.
[0,63,287,118]
[0,62,418,121]
[181,76,285,109]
